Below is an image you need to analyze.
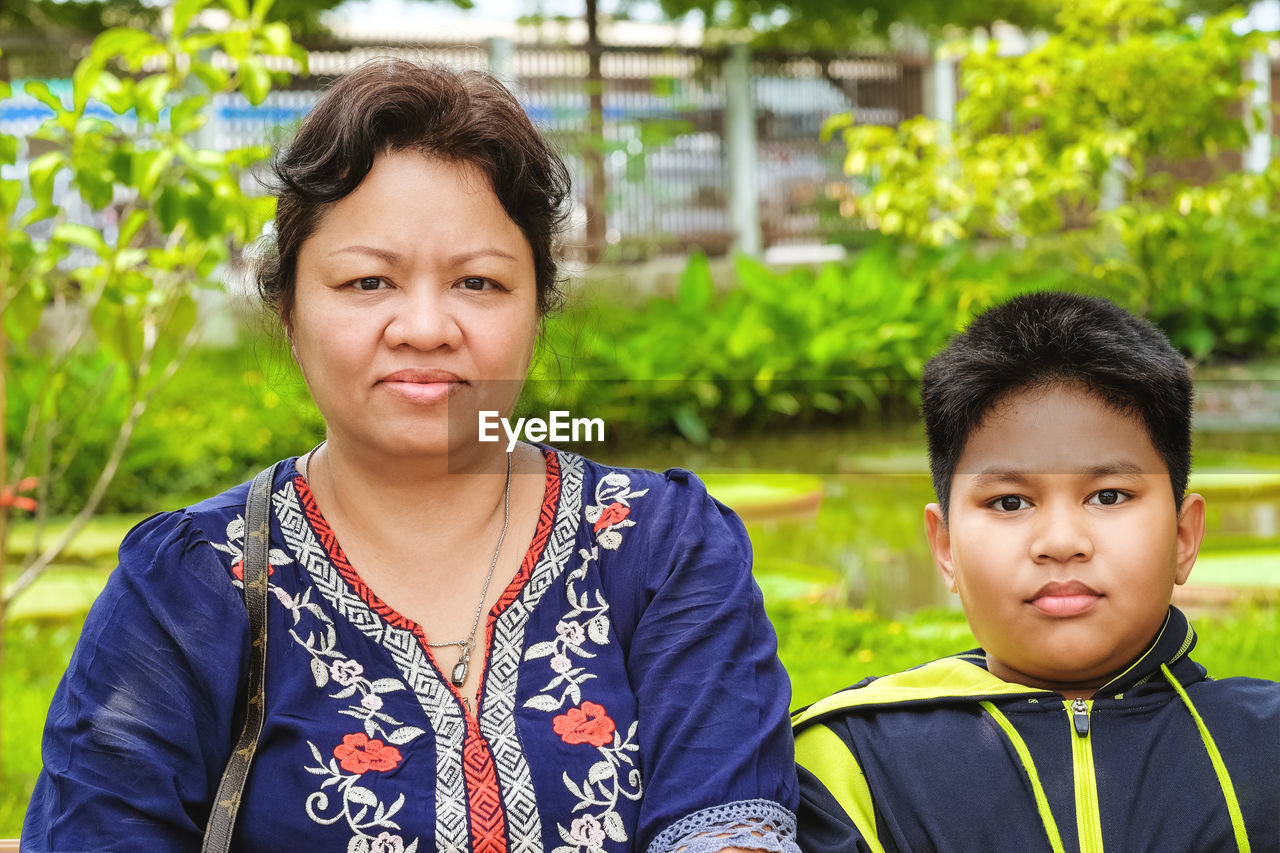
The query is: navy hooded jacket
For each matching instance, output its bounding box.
[793,607,1279,852]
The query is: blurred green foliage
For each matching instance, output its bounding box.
[527,240,1064,445]
[1,0,303,625]
[824,0,1280,360]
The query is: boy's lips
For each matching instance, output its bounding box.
[1028,580,1102,616]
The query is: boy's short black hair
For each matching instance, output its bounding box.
[922,291,1192,518]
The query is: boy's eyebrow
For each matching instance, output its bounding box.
[968,460,1151,486]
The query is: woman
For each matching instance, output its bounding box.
[24,60,798,853]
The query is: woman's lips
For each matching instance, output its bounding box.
[378,369,464,404]
[1028,581,1102,616]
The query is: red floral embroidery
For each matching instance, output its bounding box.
[333,732,403,774]
[592,502,630,532]
[553,701,616,747]
[231,561,276,581]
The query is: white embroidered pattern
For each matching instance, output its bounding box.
[584,472,649,550]
[646,799,801,853]
[479,450,585,853]
[211,487,425,853]
[269,483,474,853]
[303,739,420,853]
[524,467,648,853]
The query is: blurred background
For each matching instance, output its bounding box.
[3,0,1280,830]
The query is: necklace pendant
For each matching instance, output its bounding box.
[451,658,469,687]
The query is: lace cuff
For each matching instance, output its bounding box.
[647,798,801,853]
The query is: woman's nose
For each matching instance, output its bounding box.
[383,286,463,351]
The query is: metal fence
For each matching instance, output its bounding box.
[1,34,927,260]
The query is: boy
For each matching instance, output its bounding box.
[794,292,1280,852]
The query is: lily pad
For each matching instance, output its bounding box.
[1187,550,1280,590]
[1187,471,1280,500]
[753,559,842,604]
[700,472,824,521]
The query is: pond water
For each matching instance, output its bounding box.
[604,425,1280,615]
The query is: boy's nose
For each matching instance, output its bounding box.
[384,286,462,351]
[1030,502,1093,564]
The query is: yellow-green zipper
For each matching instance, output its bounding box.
[1067,698,1105,853]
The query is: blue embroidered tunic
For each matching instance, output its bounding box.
[25,449,800,853]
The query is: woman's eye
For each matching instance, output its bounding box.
[458,276,493,291]
[1089,489,1129,506]
[352,277,386,292]
[992,495,1029,512]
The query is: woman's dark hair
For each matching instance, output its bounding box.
[257,59,572,321]
[921,291,1193,518]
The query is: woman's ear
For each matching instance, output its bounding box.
[925,503,957,593]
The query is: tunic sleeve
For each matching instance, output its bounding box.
[22,510,249,851]
[616,469,799,853]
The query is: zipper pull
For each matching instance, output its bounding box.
[1071,698,1090,737]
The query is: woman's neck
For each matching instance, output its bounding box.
[304,438,523,565]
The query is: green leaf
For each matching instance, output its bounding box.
[677,249,713,310]
[27,151,64,212]
[238,57,271,105]
[23,80,66,113]
[190,62,231,92]
[222,0,251,19]
[135,74,173,122]
[53,223,110,255]
[672,404,709,444]
[1,279,46,343]
[90,71,130,115]
[156,184,185,232]
[258,22,291,56]
[90,295,144,367]
[88,28,160,69]
[173,0,214,38]
[169,95,211,136]
[134,149,175,197]
[72,58,105,115]
[0,179,21,218]
[820,112,854,142]
[152,291,199,371]
[0,134,17,168]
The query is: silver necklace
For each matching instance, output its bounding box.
[300,445,513,690]
[432,453,512,688]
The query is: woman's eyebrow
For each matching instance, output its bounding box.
[328,245,402,263]
[447,248,519,265]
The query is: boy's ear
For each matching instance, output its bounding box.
[925,503,957,593]
[1173,492,1206,586]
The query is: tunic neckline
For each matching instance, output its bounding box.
[288,447,563,723]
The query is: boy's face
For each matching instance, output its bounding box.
[925,383,1204,696]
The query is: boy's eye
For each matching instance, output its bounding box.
[991,495,1029,512]
[1089,489,1130,506]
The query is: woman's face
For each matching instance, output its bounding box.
[290,150,539,461]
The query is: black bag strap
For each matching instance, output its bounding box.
[202,463,279,853]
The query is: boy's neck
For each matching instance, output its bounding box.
[985,653,1111,701]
